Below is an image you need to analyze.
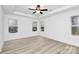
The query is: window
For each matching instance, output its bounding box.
[71,16,79,35]
[32,21,37,31]
[8,19,18,33]
[40,21,44,31]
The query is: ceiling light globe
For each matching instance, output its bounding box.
[36,11,40,13]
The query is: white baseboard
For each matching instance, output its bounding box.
[4,35,40,42]
[4,35,39,41]
[41,35,79,47]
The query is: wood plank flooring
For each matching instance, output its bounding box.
[1,36,79,54]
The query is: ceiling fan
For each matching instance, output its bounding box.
[28,5,48,14]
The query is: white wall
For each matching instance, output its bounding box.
[0,6,4,51]
[41,8,79,47]
[4,14,39,41]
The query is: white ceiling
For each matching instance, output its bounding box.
[2,5,78,18]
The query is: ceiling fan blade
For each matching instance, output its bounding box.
[40,9,48,11]
[40,12,43,14]
[28,8,36,10]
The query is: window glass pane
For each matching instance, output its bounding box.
[72,27,79,35]
[72,16,79,25]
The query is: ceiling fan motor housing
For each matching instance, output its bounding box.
[29,5,48,14]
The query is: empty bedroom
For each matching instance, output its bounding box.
[0,5,79,54]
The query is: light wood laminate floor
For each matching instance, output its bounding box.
[1,36,79,54]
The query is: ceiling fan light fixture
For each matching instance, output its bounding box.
[28,5,48,14]
[36,10,40,13]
